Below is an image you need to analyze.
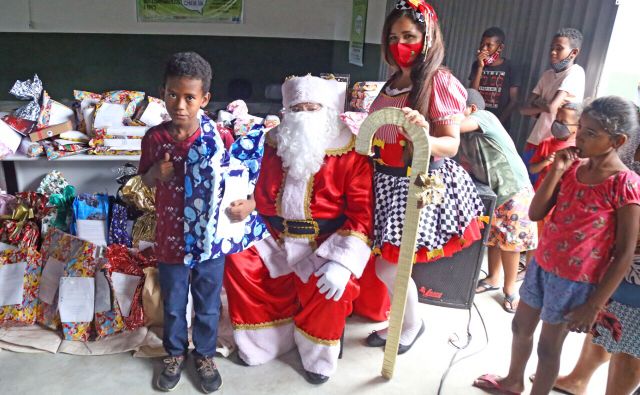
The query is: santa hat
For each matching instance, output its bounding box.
[281,75,345,112]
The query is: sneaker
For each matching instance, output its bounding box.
[195,356,223,393]
[156,355,185,392]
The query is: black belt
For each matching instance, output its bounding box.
[265,215,346,236]
[375,159,445,177]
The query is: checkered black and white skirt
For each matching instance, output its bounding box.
[373,158,484,252]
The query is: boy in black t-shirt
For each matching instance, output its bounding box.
[468,27,521,132]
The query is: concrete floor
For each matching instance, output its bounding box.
[0,279,608,395]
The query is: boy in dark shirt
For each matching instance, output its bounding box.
[469,26,521,132]
[139,52,252,393]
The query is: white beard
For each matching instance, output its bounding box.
[276,107,341,181]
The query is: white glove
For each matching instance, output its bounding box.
[314,261,352,301]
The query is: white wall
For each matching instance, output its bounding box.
[0,0,386,43]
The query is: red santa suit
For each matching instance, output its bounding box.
[224,77,375,379]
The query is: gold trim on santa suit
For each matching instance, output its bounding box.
[295,326,340,346]
[233,317,294,331]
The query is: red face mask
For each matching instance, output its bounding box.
[389,42,423,68]
[483,50,501,66]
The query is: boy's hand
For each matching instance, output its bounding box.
[565,303,601,333]
[550,147,578,175]
[226,199,256,222]
[476,50,488,68]
[153,152,174,182]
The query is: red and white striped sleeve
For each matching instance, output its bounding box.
[428,70,467,126]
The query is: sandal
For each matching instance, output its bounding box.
[503,293,519,314]
[473,373,522,395]
[476,279,500,294]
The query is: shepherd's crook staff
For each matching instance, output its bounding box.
[356,107,435,379]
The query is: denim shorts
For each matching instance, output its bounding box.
[519,258,596,324]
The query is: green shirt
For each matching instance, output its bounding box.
[459,110,531,206]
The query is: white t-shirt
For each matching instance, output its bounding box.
[526,64,585,145]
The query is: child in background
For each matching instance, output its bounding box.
[459,89,537,313]
[468,27,521,132]
[521,28,585,185]
[139,52,252,393]
[529,102,581,191]
[474,96,640,395]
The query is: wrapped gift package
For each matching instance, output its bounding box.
[0,118,23,158]
[2,114,36,136]
[72,194,110,246]
[93,259,125,339]
[120,176,156,248]
[9,74,43,122]
[137,97,170,127]
[350,81,385,112]
[38,228,101,341]
[105,245,150,331]
[73,90,102,133]
[0,192,49,250]
[0,192,17,216]
[29,120,74,142]
[0,247,43,326]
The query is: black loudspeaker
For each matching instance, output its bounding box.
[411,182,497,310]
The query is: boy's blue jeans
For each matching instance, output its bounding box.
[158,256,224,357]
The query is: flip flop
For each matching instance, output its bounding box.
[528,374,577,395]
[503,293,519,314]
[476,279,500,294]
[473,374,522,395]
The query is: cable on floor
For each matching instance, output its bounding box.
[436,302,489,395]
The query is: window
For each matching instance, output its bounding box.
[597,0,640,104]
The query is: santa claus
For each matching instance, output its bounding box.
[224,75,375,384]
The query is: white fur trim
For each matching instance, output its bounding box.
[280,173,308,219]
[293,328,341,377]
[253,236,292,278]
[233,323,295,366]
[325,125,353,152]
[283,237,318,282]
[314,233,371,278]
[282,75,346,112]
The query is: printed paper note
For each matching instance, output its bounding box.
[58,277,95,323]
[111,272,140,317]
[76,219,108,247]
[0,262,26,306]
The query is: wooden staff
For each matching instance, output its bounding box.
[356,107,432,379]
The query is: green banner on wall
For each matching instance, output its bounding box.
[137,0,243,23]
[349,0,368,66]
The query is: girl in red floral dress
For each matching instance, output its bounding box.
[474,97,640,395]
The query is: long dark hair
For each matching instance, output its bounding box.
[381,8,446,117]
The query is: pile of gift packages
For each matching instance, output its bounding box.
[0,74,173,160]
[0,76,384,350]
[0,166,164,342]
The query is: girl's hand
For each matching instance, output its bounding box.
[226,199,256,222]
[565,303,601,333]
[550,147,579,174]
[545,152,556,164]
[401,107,429,129]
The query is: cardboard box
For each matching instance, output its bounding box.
[29,120,74,142]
